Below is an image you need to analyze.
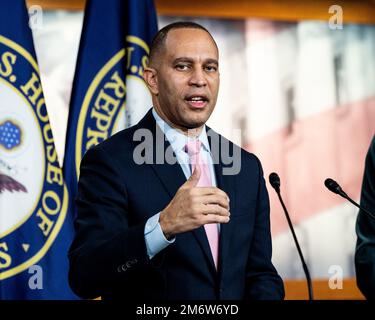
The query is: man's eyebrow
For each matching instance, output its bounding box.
[173,57,194,64]
[205,58,219,65]
[172,57,219,65]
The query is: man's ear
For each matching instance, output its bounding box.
[143,67,159,95]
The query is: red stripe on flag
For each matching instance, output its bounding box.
[245,97,375,235]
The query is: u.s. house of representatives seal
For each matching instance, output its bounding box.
[75,35,152,176]
[0,35,68,280]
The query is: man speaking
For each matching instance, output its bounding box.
[68,21,284,300]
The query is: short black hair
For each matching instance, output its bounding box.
[148,21,218,66]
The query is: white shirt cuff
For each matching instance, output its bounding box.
[144,212,175,260]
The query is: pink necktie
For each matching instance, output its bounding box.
[185,140,219,269]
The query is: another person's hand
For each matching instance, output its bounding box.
[159,165,230,239]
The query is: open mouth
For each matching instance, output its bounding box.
[185,95,209,109]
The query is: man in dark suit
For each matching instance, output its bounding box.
[68,21,284,300]
[355,135,375,299]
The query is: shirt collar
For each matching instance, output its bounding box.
[152,108,211,154]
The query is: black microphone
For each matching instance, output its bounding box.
[269,172,314,300]
[324,178,375,221]
[324,178,348,198]
[269,172,280,193]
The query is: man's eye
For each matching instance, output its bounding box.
[175,64,189,70]
[205,65,218,72]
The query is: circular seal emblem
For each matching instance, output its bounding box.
[0,35,68,280]
[75,35,152,175]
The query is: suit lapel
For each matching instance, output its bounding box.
[191,227,218,276]
[144,112,187,199]
[215,162,236,280]
[191,127,239,276]
[207,127,237,280]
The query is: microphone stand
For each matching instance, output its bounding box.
[275,191,313,300]
[341,194,375,221]
[269,174,314,301]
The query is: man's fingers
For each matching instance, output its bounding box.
[202,213,230,224]
[197,194,229,209]
[200,203,230,217]
[193,186,229,200]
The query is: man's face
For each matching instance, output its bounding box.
[146,28,220,130]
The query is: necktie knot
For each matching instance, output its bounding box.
[185,139,201,156]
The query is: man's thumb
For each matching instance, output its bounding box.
[185,165,201,187]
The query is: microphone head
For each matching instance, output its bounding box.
[324,178,342,195]
[269,172,281,192]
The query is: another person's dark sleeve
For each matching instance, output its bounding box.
[355,136,375,299]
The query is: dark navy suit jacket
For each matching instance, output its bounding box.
[355,135,375,299]
[68,109,284,300]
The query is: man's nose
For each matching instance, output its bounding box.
[188,68,207,87]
